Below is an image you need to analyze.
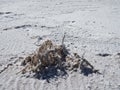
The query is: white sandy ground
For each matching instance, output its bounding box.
[0,0,120,90]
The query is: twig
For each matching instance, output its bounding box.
[62,33,66,45]
[81,52,94,69]
[0,64,13,74]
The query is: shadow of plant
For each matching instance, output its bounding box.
[80,67,94,76]
[33,65,68,82]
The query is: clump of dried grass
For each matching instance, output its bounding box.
[17,38,100,79]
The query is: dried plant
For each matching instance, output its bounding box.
[17,36,100,79]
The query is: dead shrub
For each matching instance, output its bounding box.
[18,39,100,80]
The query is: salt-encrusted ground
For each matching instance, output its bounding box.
[0,0,120,90]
